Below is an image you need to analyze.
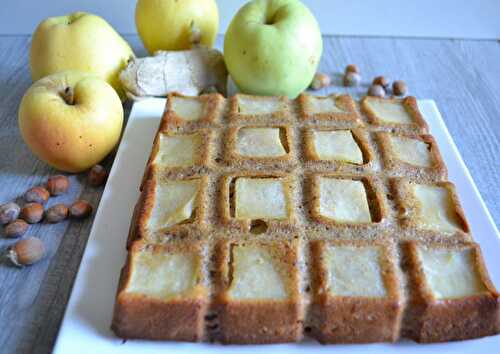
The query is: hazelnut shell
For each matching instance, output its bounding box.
[69,200,93,219]
[45,204,69,223]
[7,237,45,267]
[0,202,21,225]
[47,175,70,196]
[368,84,386,98]
[345,64,359,74]
[20,203,44,224]
[4,219,28,238]
[24,186,50,204]
[88,165,108,187]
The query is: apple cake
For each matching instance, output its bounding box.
[112,92,499,344]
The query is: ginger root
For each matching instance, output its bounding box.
[119,47,227,100]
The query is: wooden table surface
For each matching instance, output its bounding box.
[0,35,499,354]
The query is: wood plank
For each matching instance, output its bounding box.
[0,35,498,354]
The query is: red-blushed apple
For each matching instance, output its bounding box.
[18,71,123,173]
[224,0,322,98]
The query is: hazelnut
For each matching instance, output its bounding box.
[4,219,29,238]
[88,165,108,187]
[24,186,50,204]
[46,175,69,196]
[310,72,331,90]
[45,204,69,223]
[343,72,361,87]
[373,76,389,89]
[368,84,386,98]
[345,64,359,74]
[20,203,44,224]
[69,200,93,219]
[393,80,408,96]
[6,236,45,267]
[0,202,20,225]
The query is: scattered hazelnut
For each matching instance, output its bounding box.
[0,202,21,225]
[392,80,408,96]
[368,84,386,98]
[69,200,93,219]
[88,165,108,187]
[45,204,69,223]
[343,72,361,87]
[24,186,50,204]
[20,203,44,224]
[47,175,69,196]
[310,72,331,90]
[373,76,389,89]
[6,237,45,267]
[345,64,359,74]
[4,219,29,238]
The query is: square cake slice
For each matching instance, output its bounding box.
[298,93,362,127]
[392,179,470,241]
[224,126,295,167]
[309,175,385,226]
[162,92,224,130]
[304,128,373,167]
[149,130,212,169]
[112,241,207,341]
[309,241,403,343]
[403,241,499,342]
[235,177,289,220]
[212,240,303,343]
[220,174,295,233]
[229,94,289,122]
[361,96,428,133]
[134,168,208,242]
[376,132,446,180]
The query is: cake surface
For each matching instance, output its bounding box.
[112,92,499,344]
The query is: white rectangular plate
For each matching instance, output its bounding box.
[54,98,500,354]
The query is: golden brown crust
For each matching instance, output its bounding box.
[111,241,208,341]
[298,93,363,128]
[402,241,499,342]
[112,92,498,344]
[376,132,447,181]
[211,239,303,343]
[160,92,225,132]
[361,96,428,134]
[309,240,403,343]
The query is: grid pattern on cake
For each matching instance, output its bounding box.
[112,92,499,344]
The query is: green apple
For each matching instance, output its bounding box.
[19,71,123,173]
[30,12,134,98]
[224,0,322,98]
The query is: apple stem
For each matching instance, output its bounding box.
[189,21,201,47]
[61,87,75,105]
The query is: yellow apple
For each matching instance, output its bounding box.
[19,71,124,173]
[30,12,134,98]
[135,0,219,53]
